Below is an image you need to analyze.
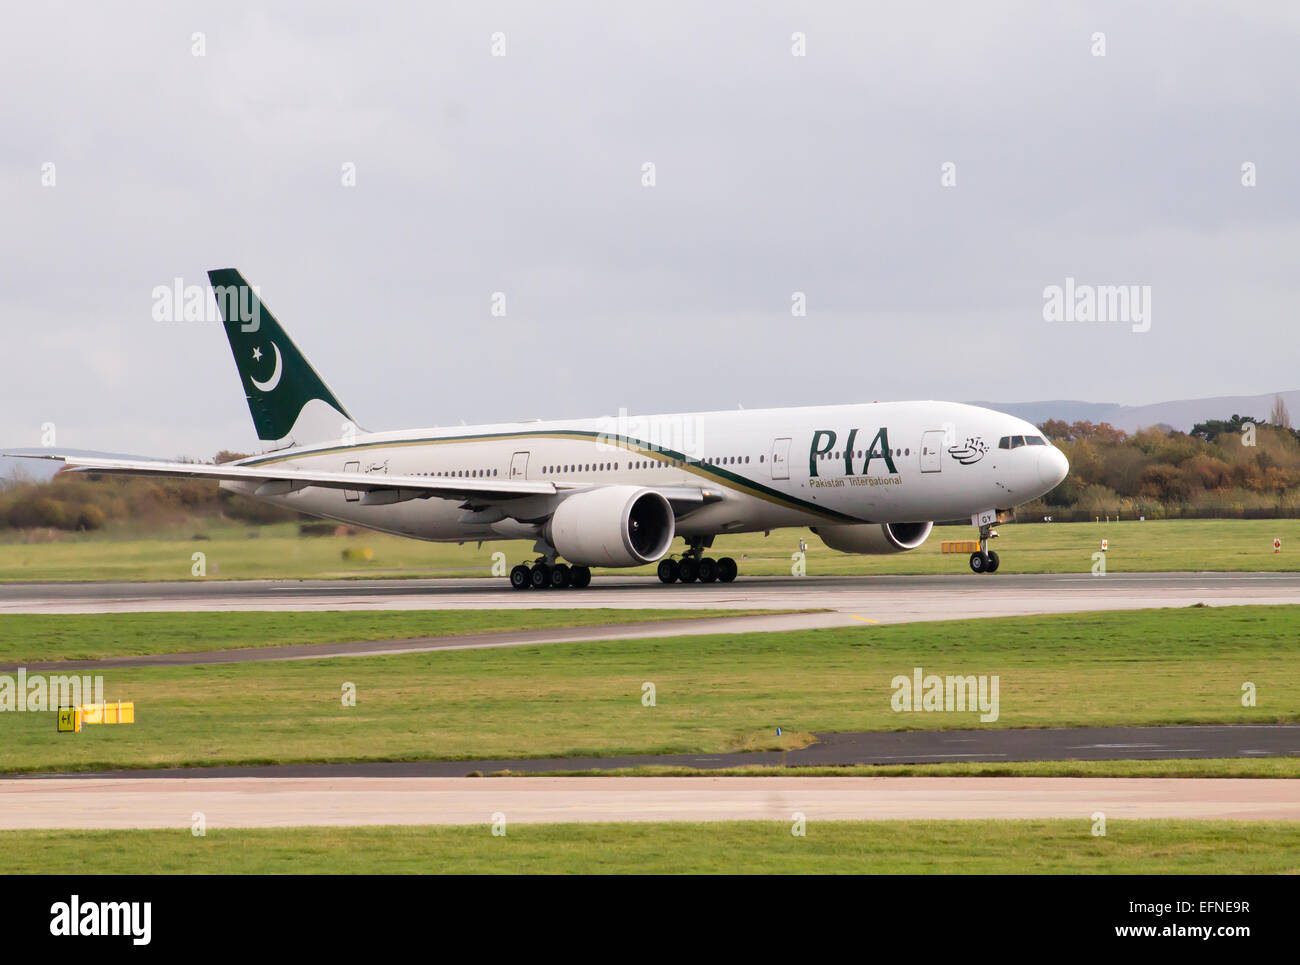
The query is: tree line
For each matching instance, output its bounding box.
[1027,405,1300,520]
[5,404,1300,533]
[0,451,300,532]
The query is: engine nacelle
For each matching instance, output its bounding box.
[812,521,933,554]
[545,486,675,567]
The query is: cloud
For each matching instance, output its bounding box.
[1,1,1297,454]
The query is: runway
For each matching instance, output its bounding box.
[20,725,1299,776]
[2,571,1298,621]
[2,776,1295,829]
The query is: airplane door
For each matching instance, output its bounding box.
[343,460,361,501]
[770,437,791,480]
[920,431,945,473]
[509,451,530,480]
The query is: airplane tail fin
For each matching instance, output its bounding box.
[207,268,357,451]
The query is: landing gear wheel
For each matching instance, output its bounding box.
[697,557,718,583]
[716,557,738,583]
[530,563,552,589]
[969,521,1000,575]
[678,557,699,583]
[657,559,680,584]
[569,565,592,589]
[510,564,531,590]
[550,563,571,589]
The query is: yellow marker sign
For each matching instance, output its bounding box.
[77,701,135,727]
[56,707,80,733]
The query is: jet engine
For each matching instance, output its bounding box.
[545,486,675,567]
[811,521,933,554]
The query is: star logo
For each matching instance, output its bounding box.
[249,342,283,392]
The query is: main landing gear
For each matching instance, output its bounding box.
[657,538,738,585]
[510,561,592,590]
[969,523,1000,575]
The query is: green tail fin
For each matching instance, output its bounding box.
[207,269,355,447]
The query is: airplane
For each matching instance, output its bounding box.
[16,269,1070,589]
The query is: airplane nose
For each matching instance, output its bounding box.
[1038,446,1069,489]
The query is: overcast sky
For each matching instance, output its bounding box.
[3,1,1298,458]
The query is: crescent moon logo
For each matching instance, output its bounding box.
[250,342,283,392]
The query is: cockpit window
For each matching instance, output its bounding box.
[998,436,1010,449]
[1025,435,1047,445]
[1000,435,1040,449]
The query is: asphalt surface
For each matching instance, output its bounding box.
[1,572,1298,623]
[4,776,1296,828]
[15,725,1298,779]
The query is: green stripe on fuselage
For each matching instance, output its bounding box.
[240,429,866,523]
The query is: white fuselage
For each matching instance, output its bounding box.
[224,400,1068,545]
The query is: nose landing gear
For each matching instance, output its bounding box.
[969,524,1001,574]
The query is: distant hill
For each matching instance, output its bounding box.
[969,390,1300,434]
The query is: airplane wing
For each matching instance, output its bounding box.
[11,453,560,504]
[7,454,721,512]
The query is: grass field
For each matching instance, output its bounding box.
[0,609,780,663]
[2,605,1295,773]
[0,516,1297,581]
[3,820,1296,873]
